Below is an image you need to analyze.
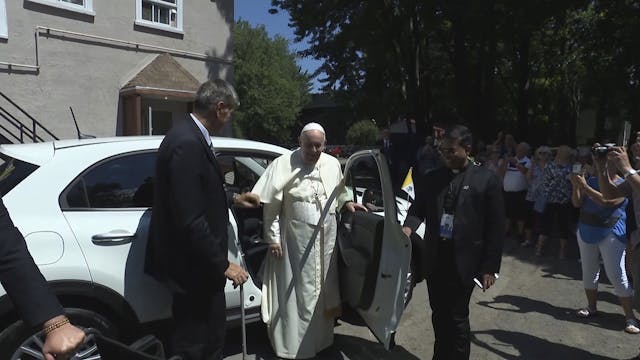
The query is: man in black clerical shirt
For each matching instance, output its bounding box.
[402,124,505,360]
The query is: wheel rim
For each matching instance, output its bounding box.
[11,328,100,360]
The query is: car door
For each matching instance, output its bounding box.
[216,151,280,316]
[60,151,173,323]
[338,149,411,350]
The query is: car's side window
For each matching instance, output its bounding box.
[62,152,157,209]
[345,155,384,212]
[217,154,275,194]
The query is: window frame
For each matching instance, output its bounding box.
[217,153,275,192]
[59,150,157,211]
[135,0,183,35]
[26,0,95,16]
[0,0,7,39]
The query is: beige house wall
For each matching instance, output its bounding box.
[0,0,233,139]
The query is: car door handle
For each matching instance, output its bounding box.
[92,230,136,244]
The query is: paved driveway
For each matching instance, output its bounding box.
[224,239,640,359]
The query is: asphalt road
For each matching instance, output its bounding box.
[224,239,640,359]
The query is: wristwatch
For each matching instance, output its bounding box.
[624,169,639,179]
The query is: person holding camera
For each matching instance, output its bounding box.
[569,156,639,334]
[595,133,640,328]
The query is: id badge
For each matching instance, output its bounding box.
[439,213,454,239]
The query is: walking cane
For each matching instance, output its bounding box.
[238,246,248,360]
[240,281,247,360]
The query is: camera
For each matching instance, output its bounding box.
[592,143,616,157]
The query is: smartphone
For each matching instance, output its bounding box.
[572,163,582,174]
[473,273,499,290]
[473,277,484,290]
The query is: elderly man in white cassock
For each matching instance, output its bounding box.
[252,122,366,359]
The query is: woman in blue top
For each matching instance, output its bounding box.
[570,167,639,334]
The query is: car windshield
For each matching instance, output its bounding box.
[0,155,38,197]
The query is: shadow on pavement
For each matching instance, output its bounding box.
[476,294,626,332]
[503,236,583,282]
[223,323,420,360]
[330,334,421,360]
[471,329,618,359]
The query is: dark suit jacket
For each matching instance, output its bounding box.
[0,199,63,327]
[403,163,505,282]
[145,115,230,293]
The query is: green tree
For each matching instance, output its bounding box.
[233,20,311,144]
[273,0,639,145]
[346,120,378,146]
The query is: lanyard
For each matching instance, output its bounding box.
[443,167,469,214]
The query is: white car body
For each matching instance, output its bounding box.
[0,136,411,357]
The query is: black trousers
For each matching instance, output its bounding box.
[426,241,475,360]
[171,289,226,360]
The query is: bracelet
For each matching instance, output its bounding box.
[43,317,70,335]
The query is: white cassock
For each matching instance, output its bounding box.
[252,149,351,359]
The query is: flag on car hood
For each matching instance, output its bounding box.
[401,167,415,200]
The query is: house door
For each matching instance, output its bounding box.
[140,99,188,135]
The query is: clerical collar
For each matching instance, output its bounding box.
[450,161,471,174]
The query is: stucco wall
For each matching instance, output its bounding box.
[0,0,233,139]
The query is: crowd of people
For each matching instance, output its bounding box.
[379,124,640,358]
[477,133,640,336]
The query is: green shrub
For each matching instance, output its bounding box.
[346,120,378,146]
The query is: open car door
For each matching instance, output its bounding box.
[338,149,411,349]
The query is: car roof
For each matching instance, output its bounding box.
[0,136,289,166]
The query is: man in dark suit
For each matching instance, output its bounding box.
[145,79,259,360]
[0,199,85,360]
[402,124,505,360]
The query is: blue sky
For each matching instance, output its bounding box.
[234,0,323,92]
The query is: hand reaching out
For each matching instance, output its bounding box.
[234,192,260,208]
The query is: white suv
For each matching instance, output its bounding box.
[0,136,410,359]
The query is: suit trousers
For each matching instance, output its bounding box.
[426,241,475,360]
[171,289,226,360]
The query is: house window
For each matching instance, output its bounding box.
[135,0,183,33]
[26,0,94,16]
[0,0,7,39]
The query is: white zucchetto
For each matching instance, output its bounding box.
[300,122,325,136]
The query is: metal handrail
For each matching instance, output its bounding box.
[0,90,58,143]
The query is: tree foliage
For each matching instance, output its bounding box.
[272,0,640,145]
[233,20,311,144]
[345,120,378,146]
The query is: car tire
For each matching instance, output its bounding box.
[0,307,119,360]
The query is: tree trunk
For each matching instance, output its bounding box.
[515,33,531,142]
[450,1,474,126]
